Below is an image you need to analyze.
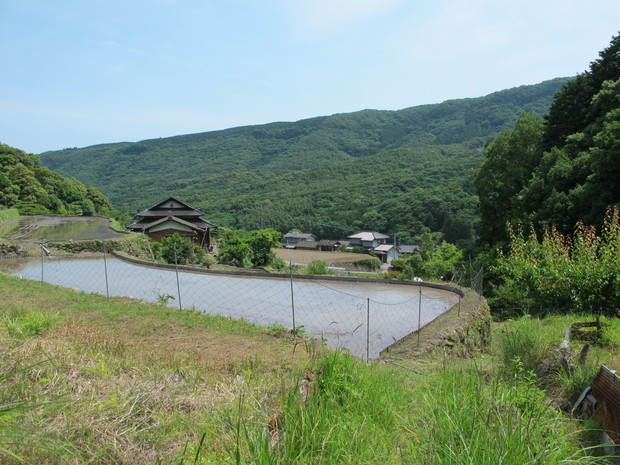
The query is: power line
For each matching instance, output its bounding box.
[261,205,357,234]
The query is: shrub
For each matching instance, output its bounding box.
[305,260,333,275]
[495,208,620,317]
[353,257,381,271]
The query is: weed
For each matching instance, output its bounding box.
[304,260,333,276]
[290,325,306,339]
[267,323,287,337]
[3,311,60,340]
[499,317,553,375]
[157,293,176,305]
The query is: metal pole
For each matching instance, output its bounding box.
[290,262,296,341]
[40,239,44,282]
[174,244,182,310]
[366,298,370,363]
[103,242,110,299]
[418,288,422,348]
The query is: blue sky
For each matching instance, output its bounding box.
[1,0,619,154]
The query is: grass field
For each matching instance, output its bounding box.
[0,272,617,464]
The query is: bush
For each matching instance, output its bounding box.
[305,260,333,275]
[158,233,208,266]
[353,257,381,271]
[495,208,620,317]
[218,228,282,268]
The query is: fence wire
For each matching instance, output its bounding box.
[1,249,462,361]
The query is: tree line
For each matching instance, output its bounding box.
[0,143,124,221]
[475,33,620,316]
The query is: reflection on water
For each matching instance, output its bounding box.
[5,216,127,241]
[1,256,459,359]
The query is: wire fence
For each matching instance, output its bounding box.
[1,245,465,361]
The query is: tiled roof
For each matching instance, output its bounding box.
[284,232,315,239]
[373,244,394,252]
[347,231,390,241]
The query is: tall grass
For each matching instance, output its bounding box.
[499,317,555,374]
[0,208,19,224]
[231,351,605,464]
[409,366,604,464]
[233,351,411,464]
[497,314,620,408]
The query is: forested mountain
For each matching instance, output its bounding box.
[40,78,568,240]
[476,34,620,245]
[0,144,113,216]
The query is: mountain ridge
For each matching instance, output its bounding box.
[40,77,570,240]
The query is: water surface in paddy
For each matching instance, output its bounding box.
[3,256,459,359]
[3,216,127,241]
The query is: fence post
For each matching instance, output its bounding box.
[417,288,422,348]
[39,239,44,282]
[289,262,296,341]
[366,298,370,363]
[174,244,182,310]
[102,241,110,299]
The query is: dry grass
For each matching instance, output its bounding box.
[274,248,371,265]
[0,273,314,464]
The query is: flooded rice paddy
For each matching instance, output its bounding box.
[2,255,458,359]
[2,216,127,241]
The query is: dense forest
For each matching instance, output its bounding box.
[476,33,620,315]
[0,144,114,217]
[476,34,620,246]
[40,78,568,242]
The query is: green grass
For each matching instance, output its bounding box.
[231,352,607,464]
[3,310,60,339]
[0,273,615,464]
[0,209,19,224]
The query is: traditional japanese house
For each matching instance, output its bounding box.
[128,197,217,248]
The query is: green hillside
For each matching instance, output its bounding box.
[0,143,113,217]
[40,78,568,239]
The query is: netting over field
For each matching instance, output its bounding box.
[1,252,462,360]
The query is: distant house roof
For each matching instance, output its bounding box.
[140,215,200,232]
[284,232,316,240]
[128,197,217,232]
[373,244,395,253]
[135,197,206,218]
[398,245,421,254]
[347,231,390,241]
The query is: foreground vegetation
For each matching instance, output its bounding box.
[1,273,617,464]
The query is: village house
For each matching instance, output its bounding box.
[127,197,217,248]
[373,244,400,264]
[347,231,390,251]
[284,232,317,249]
